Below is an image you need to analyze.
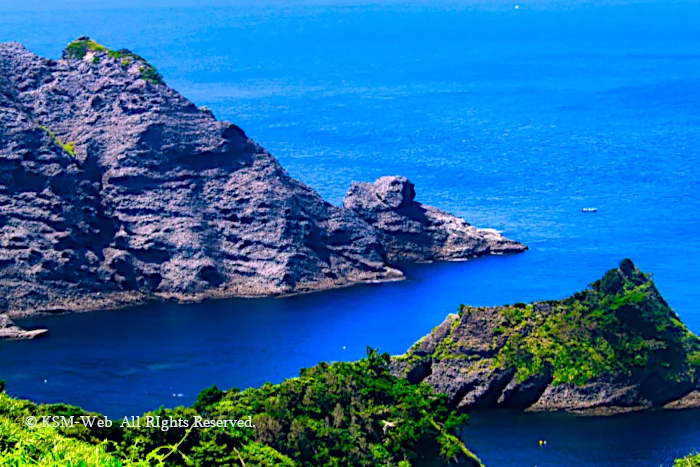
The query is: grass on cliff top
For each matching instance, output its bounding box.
[487,259,700,386]
[0,348,482,467]
[64,37,164,85]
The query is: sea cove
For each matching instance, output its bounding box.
[2,0,700,466]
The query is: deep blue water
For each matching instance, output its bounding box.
[1,1,699,465]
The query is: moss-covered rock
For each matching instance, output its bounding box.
[393,259,700,413]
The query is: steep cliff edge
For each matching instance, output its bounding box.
[393,259,700,413]
[344,176,527,263]
[0,38,525,322]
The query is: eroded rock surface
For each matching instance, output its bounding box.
[344,176,527,263]
[393,260,700,413]
[0,38,525,328]
[0,38,402,317]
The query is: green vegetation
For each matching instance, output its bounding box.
[138,66,164,85]
[676,453,700,466]
[64,38,108,60]
[0,393,173,466]
[38,126,76,157]
[0,349,482,467]
[64,37,164,85]
[490,259,700,385]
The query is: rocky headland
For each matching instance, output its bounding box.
[344,176,527,263]
[393,259,700,414]
[0,38,525,331]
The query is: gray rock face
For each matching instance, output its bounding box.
[0,38,403,316]
[393,261,700,414]
[344,176,527,263]
[0,38,524,325]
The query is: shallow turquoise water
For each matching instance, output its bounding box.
[1,1,699,465]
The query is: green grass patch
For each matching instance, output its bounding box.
[38,126,76,157]
[64,37,164,85]
[64,38,107,60]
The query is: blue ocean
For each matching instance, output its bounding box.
[1,1,699,465]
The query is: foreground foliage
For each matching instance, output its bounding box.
[0,349,481,466]
[676,453,700,466]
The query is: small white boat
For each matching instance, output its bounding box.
[582,208,597,212]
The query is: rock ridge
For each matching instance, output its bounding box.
[0,38,525,333]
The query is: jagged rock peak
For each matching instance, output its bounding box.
[372,176,416,209]
[393,260,700,414]
[344,176,527,263]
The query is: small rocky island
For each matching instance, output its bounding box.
[393,259,700,413]
[0,37,525,330]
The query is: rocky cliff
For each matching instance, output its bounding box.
[344,176,526,263]
[393,259,700,413]
[0,38,525,322]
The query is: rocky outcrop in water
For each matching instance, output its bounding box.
[344,176,527,263]
[393,260,700,414]
[0,38,525,325]
[0,315,46,340]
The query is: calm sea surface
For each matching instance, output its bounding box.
[1,1,699,465]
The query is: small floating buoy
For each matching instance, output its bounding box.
[343,346,346,350]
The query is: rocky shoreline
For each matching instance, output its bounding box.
[0,315,47,340]
[392,260,700,414]
[0,37,525,335]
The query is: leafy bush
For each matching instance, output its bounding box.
[0,349,482,467]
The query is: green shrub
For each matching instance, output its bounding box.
[675,453,700,466]
[0,349,483,467]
